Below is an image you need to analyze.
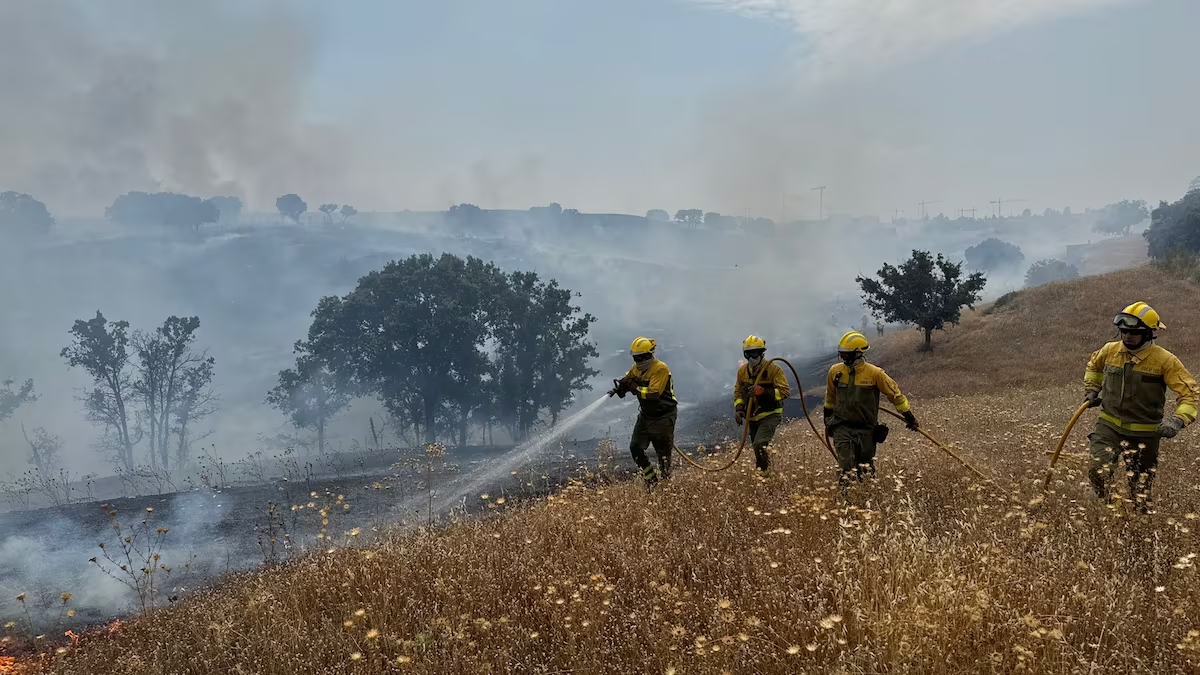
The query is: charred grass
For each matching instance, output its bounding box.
[12,384,1200,674]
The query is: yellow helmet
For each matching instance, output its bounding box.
[838,331,870,353]
[1115,302,1165,330]
[630,336,657,356]
[742,335,766,351]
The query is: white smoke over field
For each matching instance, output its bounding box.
[691,0,1130,80]
[0,0,347,215]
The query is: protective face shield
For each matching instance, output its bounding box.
[633,352,655,372]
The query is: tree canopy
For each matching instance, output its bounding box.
[276,194,308,224]
[1143,189,1200,259]
[0,191,54,236]
[857,250,987,351]
[1024,259,1079,288]
[266,341,352,455]
[646,209,670,222]
[964,238,1024,271]
[674,209,703,226]
[1093,199,1149,236]
[302,253,598,445]
[0,378,36,423]
[207,196,243,222]
[340,205,358,222]
[105,192,219,233]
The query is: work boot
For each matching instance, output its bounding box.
[658,454,672,481]
[640,464,659,487]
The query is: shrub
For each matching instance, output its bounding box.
[964,238,1024,271]
[1024,259,1079,288]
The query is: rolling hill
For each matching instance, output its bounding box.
[12,262,1200,674]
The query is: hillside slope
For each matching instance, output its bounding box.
[16,262,1200,674]
[870,264,1200,399]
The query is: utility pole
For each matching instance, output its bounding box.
[811,186,826,221]
[917,200,941,220]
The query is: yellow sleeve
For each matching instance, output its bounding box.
[646,364,670,396]
[1164,356,1199,425]
[733,366,746,409]
[824,367,837,410]
[1084,344,1107,391]
[772,363,790,400]
[876,369,911,413]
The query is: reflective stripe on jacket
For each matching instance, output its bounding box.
[624,360,678,419]
[823,360,909,429]
[1084,341,1199,435]
[733,362,790,421]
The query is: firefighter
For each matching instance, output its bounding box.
[1083,302,1198,512]
[608,336,678,484]
[823,331,917,486]
[734,335,791,472]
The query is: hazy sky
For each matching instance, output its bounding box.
[3,0,1198,219]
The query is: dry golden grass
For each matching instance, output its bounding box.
[871,264,1200,398]
[15,269,1200,674]
[16,382,1200,674]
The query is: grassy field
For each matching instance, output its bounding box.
[10,265,1200,674]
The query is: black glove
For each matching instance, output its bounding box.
[607,378,629,398]
[734,407,745,426]
[822,407,832,427]
[1158,416,1185,439]
[902,410,919,431]
[1084,390,1101,408]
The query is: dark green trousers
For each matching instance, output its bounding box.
[631,412,676,481]
[830,424,876,484]
[1088,421,1160,510]
[749,414,782,471]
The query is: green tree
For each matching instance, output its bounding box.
[318,203,339,224]
[61,311,140,470]
[207,196,243,222]
[1144,189,1200,259]
[131,316,214,471]
[0,191,54,236]
[857,250,987,351]
[105,192,219,233]
[646,209,670,222]
[340,205,358,222]
[493,272,598,440]
[1093,199,1149,236]
[306,254,505,444]
[276,194,307,224]
[266,343,353,455]
[1024,259,1079,288]
[964,238,1024,271]
[0,378,36,423]
[674,209,703,227]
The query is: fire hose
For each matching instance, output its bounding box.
[669,358,990,482]
[673,357,837,472]
[1043,402,1091,491]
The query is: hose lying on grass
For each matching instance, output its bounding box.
[875,408,994,483]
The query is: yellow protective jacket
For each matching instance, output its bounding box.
[1084,341,1199,436]
[823,360,910,429]
[733,362,791,421]
[623,360,678,420]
